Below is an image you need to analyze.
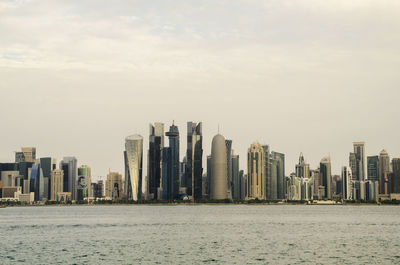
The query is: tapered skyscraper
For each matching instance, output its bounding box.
[186,122,203,200]
[125,134,143,201]
[210,134,228,200]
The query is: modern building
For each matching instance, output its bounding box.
[148,123,164,200]
[186,122,203,200]
[206,155,212,198]
[247,142,266,200]
[105,172,123,200]
[225,139,233,199]
[271,151,285,200]
[210,134,228,200]
[161,123,180,200]
[50,169,64,201]
[125,134,143,201]
[367,156,379,181]
[59,157,78,201]
[341,166,352,200]
[352,142,366,181]
[320,156,332,200]
[391,158,400,193]
[231,154,240,200]
[21,147,36,163]
[30,163,45,201]
[379,149,391,194]
[349,152,357,181]
[77,165,91,201]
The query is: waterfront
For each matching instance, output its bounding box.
[1,205,400,264]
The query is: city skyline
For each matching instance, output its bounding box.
[0,121,398,181]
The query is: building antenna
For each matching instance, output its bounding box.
[218,124,220,134]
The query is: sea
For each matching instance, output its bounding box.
[1,205,400,264]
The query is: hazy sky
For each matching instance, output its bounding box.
[1,0,400,179]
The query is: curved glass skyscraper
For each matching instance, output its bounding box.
[125,134,143,201]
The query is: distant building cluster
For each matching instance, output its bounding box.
[1,124,400,204]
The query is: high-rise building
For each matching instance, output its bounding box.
[271,151,285,200]
[349,152,357,181]
[105,172,123,200]
[353,142,366,181]
[231,154,240,200]
[320,156,332,199]
[186,122,203,200]
[210,134,228,200]
[77,165,91,201]
[225,139,233,199]
[40,157,57,200]
[367,156,379,181]
[30,163,44,201]
[262,145,272,200]
[239,171,246,200]
[21,147,36,163]
[125,134,143,201]
[247,142,266,200]
[296,153,310,179]
[161,123,180,200]
[341,166,352,200]
[391,158,400,194]
[50,169,64,201]
[148,123,164,200]
[180,156,188,191]
[378,149,391,194]
[206,155,212,198]
[59,157,78,201]
[311,169,320,200]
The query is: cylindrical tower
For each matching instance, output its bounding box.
[210,134,228,200]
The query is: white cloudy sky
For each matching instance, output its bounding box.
[1,0,399,179]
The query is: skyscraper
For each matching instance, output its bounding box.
[225,139,233,199]
[247,142,266,200]
[353,142,366,181]
[77,165,91,201]
[50,169,63,201]
[210,134,228,200]
[349,152,357,181]
[367,156,379,181]
[59,157,78,201]
[295,153,310,179]
[271,151,285,200]
[231,154,240,200]
[186,122,203,200]
[341,166,352,200]
[40,157,57,200]
[125,134,143,201]
[320,156,332,199]
[162,123,180,200]
[21,147,36,163]
[148,123,164,200]
[262,145,272,200]
[378,149,390,194]
[391,158,400,193]
[105,172,123,200]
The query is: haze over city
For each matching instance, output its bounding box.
[1,0,399,178]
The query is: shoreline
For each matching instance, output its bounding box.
[1,201,398,207]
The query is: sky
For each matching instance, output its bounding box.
[1,0,400,180]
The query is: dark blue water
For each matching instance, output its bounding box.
[1,205,399,264]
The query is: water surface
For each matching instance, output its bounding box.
[1,205,399,264]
